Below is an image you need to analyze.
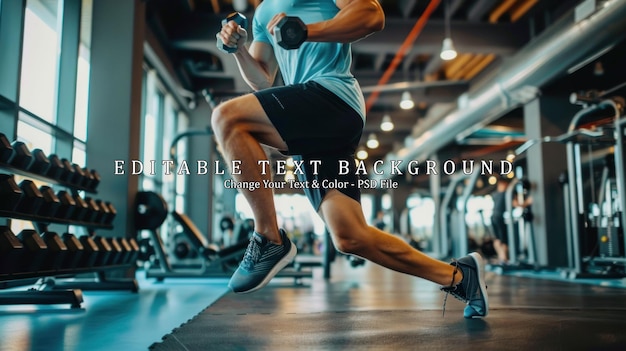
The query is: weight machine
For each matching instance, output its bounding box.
[514,87,626,278]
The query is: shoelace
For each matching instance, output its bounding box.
[441,259,460,317]
[241,239,262,270]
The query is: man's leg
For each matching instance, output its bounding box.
[211,93,286,244]
[319,190,489,317]
[318,190,461,286]
[211,93,297,294]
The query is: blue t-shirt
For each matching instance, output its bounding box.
[252,0,366,121]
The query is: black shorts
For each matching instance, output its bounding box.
[254,81,364,211]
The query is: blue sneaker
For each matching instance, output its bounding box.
[228,229,297,294]
[441,252,489,318]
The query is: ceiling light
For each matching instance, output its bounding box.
[233,0,248,12]
[380,114,394,131]
[400,91,414,110]
[440,0,457,61]
[356,147,369,160]
[440,38,457,60]
[366,133,379,149]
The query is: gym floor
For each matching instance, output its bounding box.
[1,259,626,351]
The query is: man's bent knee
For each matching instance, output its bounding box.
[330,226,369,256]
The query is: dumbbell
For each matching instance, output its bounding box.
[72,195,90,222]
[38,186,61,218]
[92,236,112,266]
[0,133,15,164]
[83,197,100,224]
[108,237,123,265]
[41,232,67,271]
[100,201,117,226]
[71,164,87,188]
[275,16,308,50]
[78,235,99,268]
[55,190,76,220]
[94,199,111,225]
[217,12,248,53]
[0,226,24,275]
[14,180,44,215]
[88,169,101,191]
[27,149,51,175]
[117,237,132,265]
[9,141,33,170]
[82,167,95,189]
[61,233,83,270]
[0,174,22,212]
[127,237,140,265]
[60,158,76,183]
[17,229,48,273]
[45,154,65,180]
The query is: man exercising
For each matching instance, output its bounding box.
[213,0,488,318]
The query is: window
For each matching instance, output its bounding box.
[19,0,60,123]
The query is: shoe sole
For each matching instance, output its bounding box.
[468,252,489,318]
[233,242,298,294]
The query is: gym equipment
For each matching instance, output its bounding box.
[107,237,123,265]
[217,12,248,54]
[0,174,21,212]
[275,16,307,50]
[515,91,626,278]
[72,195,89,222]
[78,235,99,268]
[45,154,65,180]
[17,229,48,274]
[27,149,50,175]
[101,201,117,225]
[0,226,24,275]
[60,158,75,183]
[9,141,33,170]
[41,232,67,271]
[38,186,61,218]
[134,191,312,282]
[89,169,101,190]
[14,180,44,214]
[0,133,14,164]
[61,233,83,270]
[56,190,76,220]
[83,197,100,223]
[92,236,112,266]
[81,167,95,189]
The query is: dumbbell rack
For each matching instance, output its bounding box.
[0,136,139,308]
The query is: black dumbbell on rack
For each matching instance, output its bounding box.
[95,199,111,225]
[78,235,99,268]
[9,141,33,170]
[61,233,83,271]
[0,174,22,212]
[91,236,112,266]
[38,186,61,218]
[26,149,51,176]
[72,195,90,222]
[107,237,123,266]
[55,190,76,220]
[14,180,44,215]
[41,232,67,272]
[45,154,65,181]
[0,133,15,164]
[17,229,48,274]
[0,226,24,275]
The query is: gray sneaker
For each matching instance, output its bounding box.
[228,229,297,294]
[440,252,489,318]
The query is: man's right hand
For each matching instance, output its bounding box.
[217,19,248,54]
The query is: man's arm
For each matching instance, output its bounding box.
[281,0,385,44]
[219,21,279,91]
